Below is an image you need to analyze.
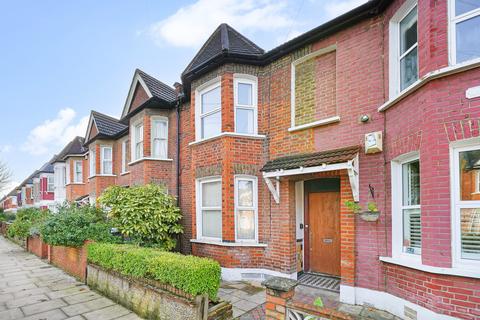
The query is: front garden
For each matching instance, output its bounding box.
[0,184,231,320]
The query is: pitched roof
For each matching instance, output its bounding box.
[182,23,264,76]
[137,69,177,102]
[38,160,54,174]
[55,136,87,161]
[261,146,360,172]
[91,111,128,137]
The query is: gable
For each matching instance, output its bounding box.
[129,83,150,114]
[85,118,99,143]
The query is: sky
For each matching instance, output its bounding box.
[0,0,366,196]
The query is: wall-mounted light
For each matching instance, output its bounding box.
[360,115,370,123]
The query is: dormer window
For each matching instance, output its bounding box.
[196,80,221,140]
[389,0,418,97]
[234,75,257,135]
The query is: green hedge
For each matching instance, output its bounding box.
[87,243,221,301]
[41,204,120,247]
[7,208,50,239]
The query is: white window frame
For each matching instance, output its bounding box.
[389,0,418,98]
[131,120,144,161]
[100,145,113,175]
[47,176,54,193]
[234,175,258,243]
[234,74,258,135]
[196,176,222,241]
[65,161,71,184]
[121,139,128,173]
[73,160,83,183]
[151,116,169,159]
[89,148,96,177]
[391,151,421,262]
[195,77,221,141]
[448,0,480,65]
[450,138,480,269]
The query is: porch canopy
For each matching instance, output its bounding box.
[261,146,360,203]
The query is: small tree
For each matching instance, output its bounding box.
[0,161,11,193]
[99,184,183,250]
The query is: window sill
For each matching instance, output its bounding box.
[189,132,267,146]
[288,116,340,132]
[128,157,173,166]
[379,256,480,279]
[379,57,480,112]
[466,85,480,99]
[190,239,268,247]
[88,174,117,179]
[66,183,85,186]
[120,171,130,176]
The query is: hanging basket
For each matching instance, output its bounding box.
[359,211,380,222]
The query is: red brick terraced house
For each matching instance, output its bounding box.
[7,0,480,318]
[173,0,480,319]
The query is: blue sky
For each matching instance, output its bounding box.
[0,0,364,195]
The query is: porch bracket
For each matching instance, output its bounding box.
[264,176,280,204]
[347,154,359,202]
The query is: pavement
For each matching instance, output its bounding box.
[0,236,142,320]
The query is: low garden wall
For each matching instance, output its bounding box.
[48,241,89,281]
[0,221,9,236]
[27,235,48,259]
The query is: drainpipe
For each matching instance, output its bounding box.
[173,82,184,252]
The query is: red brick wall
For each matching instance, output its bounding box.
[130,83,150,113]
[27,235,48,259]
[384,263,480,320]
[48,242,88,281]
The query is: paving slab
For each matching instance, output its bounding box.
[0,236,141,320]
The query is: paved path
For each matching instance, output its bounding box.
[0,236,142,320]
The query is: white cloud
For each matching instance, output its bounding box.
[22,108,89,156]
[0,145,12,154]
[323,0,368,19]
[149,0,294,48]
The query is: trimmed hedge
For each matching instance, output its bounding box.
[87,243,221,301]
[41,205,120,247]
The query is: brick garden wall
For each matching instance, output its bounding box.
[48,242,89,281]
[27,235,48,259]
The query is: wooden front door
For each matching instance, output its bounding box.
[306,188,341,276]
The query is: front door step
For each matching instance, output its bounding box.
[298,272,340,292]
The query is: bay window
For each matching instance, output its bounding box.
[197,81,221,140]
[389,0,418,97]
[151,117,168,159]
[392,153,421,258]
[74,160,83,183]
[47,176,54,192]
[100,146,113,175]
[121,140,128,173]
[234,76,257,135]
[89,149,96,177]
[452,143,480,266]
[133,122,144,161]
[235,176,258,242]
[197,177,222,240]
[449,0,480,64]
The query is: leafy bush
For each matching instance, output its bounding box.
[88,243,221,301]
[99,184,183,250]
[7,208,50,239]
[40,204,120,247]
[0,211,16,222]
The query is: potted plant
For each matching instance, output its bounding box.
[345,200,380,222]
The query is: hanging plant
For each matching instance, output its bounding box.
[345,200,380,222]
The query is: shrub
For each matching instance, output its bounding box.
[88,243,221,301]
[0,211,16,222]
[7,208,50,239]
[40,204,120,247]
[99,184,183,250]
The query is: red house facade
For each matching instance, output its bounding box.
[7,0,480,318]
